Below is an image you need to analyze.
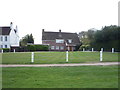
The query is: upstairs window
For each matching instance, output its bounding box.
[1,36,3,41]
[56,39,64,43]
[68,39,72,43]
[5,36,7,41]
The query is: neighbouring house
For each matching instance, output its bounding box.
[42,29,80,51]
[0,22,19,49]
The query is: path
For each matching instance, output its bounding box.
[0,62,120,67]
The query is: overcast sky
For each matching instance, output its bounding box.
[0,0,119,44]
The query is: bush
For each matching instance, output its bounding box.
[0,48,10,52]
[27,45,49,51]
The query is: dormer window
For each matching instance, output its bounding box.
[68,39,72,43]
[56,39,64,43]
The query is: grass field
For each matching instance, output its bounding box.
[1,51,118,64]
[2,65,118,88]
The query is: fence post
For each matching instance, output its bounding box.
[92,48,94,52]
[66,51,68,62]
[83,48,85,52]
[101,48,103,52]
[14,49,15,53]
[112,48,114,53]
[31,52,34,63]
[1,49,3,53]
[100,51,103,62]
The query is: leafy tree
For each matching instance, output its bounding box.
[79,25,120,51]
[20,34,34,46]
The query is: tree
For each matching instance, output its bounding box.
[91,25,120,51]
[79,25,120,51]
[20,34,34,46]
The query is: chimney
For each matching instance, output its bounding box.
[42,29,44,32]
[10,22,13,30]
[59,29,61,32]
[59,29,62,37]
[16,25,18,33]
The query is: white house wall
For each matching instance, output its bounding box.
[9,29,19,47]
[0,35,10,48]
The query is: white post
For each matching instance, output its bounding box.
[100,51,103,62]
[14,49,15,53]
[1,49,3,53]
[83,48,85,52]
[101,48,103,52]
[112,48,114,53]
[31,52,34,63]
[92,48,94,52]
[66,51,68,62]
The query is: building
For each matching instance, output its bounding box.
[42,29,80,51]
[0,22,19,49]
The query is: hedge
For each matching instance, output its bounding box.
[27,45,49,51]
[0,48,10,52]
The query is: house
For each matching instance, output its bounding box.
[0,22,19,49]
[42,29,80,51]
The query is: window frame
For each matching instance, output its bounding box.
[1,36,3,41]
[51,46,55,50]
[56,39,64,43]
[60,46,64,50]
[56,46,59,50]
[5,36,7,41]
[5,45,7,48]
[68,39,72,43]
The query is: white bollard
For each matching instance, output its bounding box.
[101,48,103,52]
[100,51,103,62]
[14,49,15,53]
[1,49,3,53]
[66,51,68,62]
[112,48,114,53]
[92,48,94,52]
[83,48,85,52]
[31,52,34,63]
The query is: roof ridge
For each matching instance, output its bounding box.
[44,31,76,34]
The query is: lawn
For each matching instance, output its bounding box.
[2,65,118,88]
[1,51,118,64]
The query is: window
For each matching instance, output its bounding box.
[68,39,72,43]
[1,36,3,41]
[56,46,59,50]
[1,45,3,48]
[51,46,55,50]
[60,46,64,50]
[5,36,7,41]
[5,45,7,48]
[56,39,64,43]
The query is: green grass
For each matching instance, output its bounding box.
[1,51,118,64]
[2,65,118,88]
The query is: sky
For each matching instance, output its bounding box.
[0,0,119,44]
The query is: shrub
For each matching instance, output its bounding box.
[26,45,49,51]
[0,48,10,52]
